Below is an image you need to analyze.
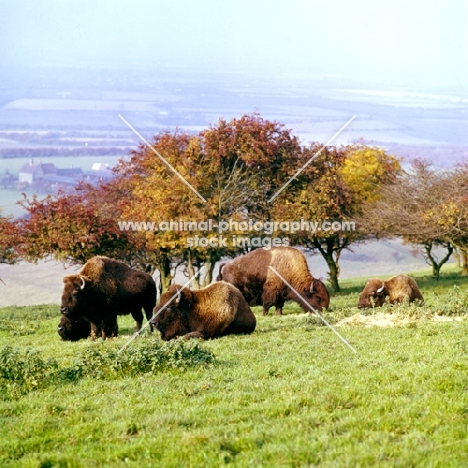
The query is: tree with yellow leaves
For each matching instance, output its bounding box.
[271,143,402,291]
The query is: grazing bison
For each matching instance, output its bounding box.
[357,274,424,309]
[57,315,92,341]
[57,315,119,341]
[216,246,330,315]
[150,281,256,341]
[60,256,156,339]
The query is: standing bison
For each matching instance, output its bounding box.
[217,246,329,315]
[358,274,424,309]
[150,281,256,341]
[60,256,156,339]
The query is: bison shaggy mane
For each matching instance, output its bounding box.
[60,256,156,339]
[217,246,330,315]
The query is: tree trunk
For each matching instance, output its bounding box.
[200,260,216,287]
[314,237,341,293]
[325,255,340,293]
[157,254,173,293]
[186,250,201,289]
[424,242,453,280]
[200,249,223,287]
[461,249,468,276]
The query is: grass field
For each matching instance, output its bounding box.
[1,269,468,467]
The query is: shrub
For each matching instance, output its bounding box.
[433,285,468,316]
[70,337,216,379]
[0,346,59,398]
[0,338,216,398]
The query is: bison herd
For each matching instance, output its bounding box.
[58,247,424,342]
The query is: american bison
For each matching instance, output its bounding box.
[150,281,256,341]
[60,256,156,339]
[57,315,119,341]
[57,315,92,341]
[357,274,424,309]
[216,246,330,315]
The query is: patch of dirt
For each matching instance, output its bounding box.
[336,312,465,327]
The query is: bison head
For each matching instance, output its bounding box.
[150,285,191,341]
[293,278,330,312]
[60,274,91,318]
[357,279,388,308]
[57,314,91,341]
[307,278,330,311]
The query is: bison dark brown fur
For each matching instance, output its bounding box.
[57,315,92,341]
[60,256,156,339]
[358,274,424,309]
[216,246,330,315]
[150,281,256,341]
[57,315,119,341]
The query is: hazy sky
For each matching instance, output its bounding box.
[0,0,467,87]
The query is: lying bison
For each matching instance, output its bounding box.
[217,246,329,315]
[358,274,424,309]
[150,281,256,341]
[60,256,156,339]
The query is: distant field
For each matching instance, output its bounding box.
[4,98,162,113]
[0,155,124,176]
[0,155,125,217]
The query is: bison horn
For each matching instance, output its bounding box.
[376,282,385,293]
[79,275,86,290]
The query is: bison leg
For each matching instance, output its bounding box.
[274,299,285,315]
[262,287,279,316]
[130,309,144,332]
[182,331,206,340]
[90,322,101,340]
[102,317,118,339]
[262,288,284,315]
[143,304,154,332]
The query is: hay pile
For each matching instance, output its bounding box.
[336,312,464,327]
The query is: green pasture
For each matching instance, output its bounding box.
[1,269,468,467]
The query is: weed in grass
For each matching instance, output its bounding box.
[0,319,39,335]
[71,337,216,379]
[433,284,468,315]
[0,338,216,399]
[0,346,59,397]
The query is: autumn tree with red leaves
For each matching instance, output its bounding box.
[115,114,302,288]
[17,186,134,265]
[0,211,19,265]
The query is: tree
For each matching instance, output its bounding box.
[271,143,402,292]
[115,114,303,289]
[0,211,19,266]
[17,185,135,266]
[435,163,468,275]
[358,159,454,279]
